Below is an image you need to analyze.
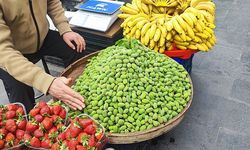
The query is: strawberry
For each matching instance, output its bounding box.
[14,138,21,146]
[30,137,41,147]
[56,123,65,132]
[77,132,88,145]
[23,133,31,143]
[34,114,43,123]
[69,123,82,138]
[16,107,24,116]
[0,128,7,139]
[29,108,40,117]
[40,106,51,116]
[62,140,69,148]
[37,101,47,108]
[41,138,52,148]
[17,119,27,130]
[59,108,66,119]
[83,124,96,135]
[58,132,66,141]
[76,145,87,150]
[51,105,62,115]
[26,121,38,133]
[88,135,96,147]
[5,119,17,132]
[6,104,17,111]
[6,110,16,119]
[51,143,60,150]
[41,117,53,130]
[5,133,15,146]
[79,118,93,129]
[48,127,58,140]
[34,128,44,138]
[0,121,5,127]
[68,139,79,150]
[0,139,4,149]
[65,130,72,140]
[15,129,25,140]
[52,115,63,125]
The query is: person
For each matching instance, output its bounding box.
[0,0,87,111]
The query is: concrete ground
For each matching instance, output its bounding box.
[1,0,250,149]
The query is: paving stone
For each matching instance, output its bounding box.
[230,79,250,103]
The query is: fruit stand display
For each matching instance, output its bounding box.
[59,38,193,144]
[118,0,216,53]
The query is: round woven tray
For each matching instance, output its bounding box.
[60,51,193,144]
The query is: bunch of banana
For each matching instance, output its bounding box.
[119,0,217,53]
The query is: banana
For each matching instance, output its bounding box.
[179,32,187,41]
[135,30,141,39]
[152,6,160,13]
[166,32,172,40]
[199,10,215,23]
[135,0,143,12]
[187,44,198,50]
[172,17,185,34]
[205,40,213,49]
[167,42,174,50]
[148,4,153,14]
[141,3,150,14]
[190,0,211,8]
[153,28,161,42]
[174,40,190,46]
[157,17,165,25]
[120,6,139,15]
[159,46,165,53]
[181,13,194,28]
[186,12,198,23]
[176,44,187,50]
[141,22,152,36]
[158,7,166,13]
[166,20,174,32]
[199,1,216,9]
[127,17,147,27]
[166,7,176,15]
[203,29,212,38]
[185,35,192,41]
[142,0,154,5]
[120,15,136,27]
[144,30,151,45]
[175,15,188,31]
[196,43,209,51]
[149,23,157,39]
[125,3,140,12]
[159,25,167,37]
[129,25,138,37]
[195,2,215,15]
[118,14,131,19]
[174,34,184,42]
[167,1,178,7]
[137,20,149,29]
[194,21,203,32]
[206,22,216,29]
[153,45,159,52]
[193,36,202,42]
[185,7,199,17]
[196,32,209,39]
[159,34,166,47]
[149,39,155,49]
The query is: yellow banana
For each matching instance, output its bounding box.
[166,20,174,32]
[144,30,150,45]
[205,40,213,49]
[167,1,178,7]
[120,15,136,27]
[175,15,188,31]
[142,0,154,5]
[166,32,172,40]
[157,17,165,25]
[159,46,165,53]
[148,4,153,14]
[153,28,161,42]
[172,17,185,34]
[158,7,166,13]
[153,45,159,52]
[185,36,192,41]
[149,39,155,49]
[167,43,174,50]
[195,3,215,15]
[152,6,160,13]
[193,36,202,42]
[135,30,141,39]
[190,0,211,8]
[130,25,138,37]
[206,22,216,29]
[127,17,147,27]
[159,35,166,47]
[120,6,139,15]
[179,32,187,41]
[118,14,131,19]
[174,34,184,42]
[181,13,194,28]
[199,10,215,23]
[137,20,149,29]
[125,3,140,12]
[176,44,187,50]
[187,44,198,50]
[166,7,176,15]
[186,12,198,23]
[141,22,152,36]
[196,32,209,39]
[135,0,143,12]
[141,3,150,14]
[194,21,203,32]
[149,23,157,39]
[174,40,190,46]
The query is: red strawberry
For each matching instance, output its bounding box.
[0,128,7,139]
[0,139,4,149]
[68,139,79,150]
[6,104,18,111]
[16,107,24,116]
[59,108,66,119]
[34,128,44,138]
[44,133,49,139]
[17,119,27,130]
[34,114,43,123]
[41,138,52,148]
[5,133,15,146]
[65,130,72,140]
[5,119,17,132]
[76,145,87,150]
[15,129,25,140]
[23,133,31,143]
[51,143,60,150]
[51,105,62,115]
[6,110,16,119]
[30,137,41,147]
[40,106,51,116]
[0,121,5,127]
[62,140,69,147]
[14,138,21,146]
[88,135,96,147]
[52,115,63,125]
[29,108,40,117]
[95,130,104,141]
[26,121,38,133]
[77,132,88,144]
[41,117,53,130]
[83,124,96,135]
[56,123,65,132]
[37,101,47,108]
[58,132,66,141]
[69,123,82,138]
[79,118,93,129]
[48,127,58,140]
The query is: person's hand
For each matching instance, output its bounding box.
[63,31,86,52]
[48,77,85,110]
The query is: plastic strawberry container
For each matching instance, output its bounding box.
[1,103,28,150]
[164,44,198,73]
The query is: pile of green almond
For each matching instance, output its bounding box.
[71,38,192,133]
